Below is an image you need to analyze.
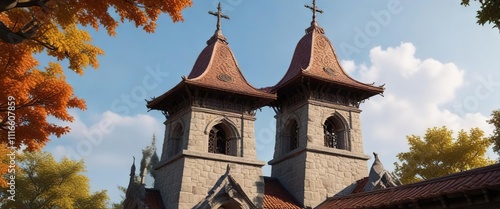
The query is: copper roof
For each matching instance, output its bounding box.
[263,177,302,209]
[316,163,500,209]
[272,23,384,95]
[186,32,275,99]
[147,32,275,110]
[351,177,369,194]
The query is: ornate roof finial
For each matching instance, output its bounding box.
[305,0,323,25]
[209,2,230,33]
[207,2,230,44]
[130,156,136,177]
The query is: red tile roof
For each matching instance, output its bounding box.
[143,189,165,209]
[263,177,302,209]
[147,32,275,111]
[186,32,275,99]
[316,163,500,209]
[351,177,369,194]
[272,23,384,97]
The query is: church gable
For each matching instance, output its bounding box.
[194,165,257,209]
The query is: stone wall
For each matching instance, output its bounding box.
[180,154,264,208]
[306,100,364,153]
[154,157,185,209]
[303,151,368,207]
[270,99,370,207]
[154,151,264,209]
[187,107,258,158]
[270,150,307,203]
[161,109,192,161]
[154,106,264,208]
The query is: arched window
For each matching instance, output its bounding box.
[168,125,183,157]
[289,120,299,150]
[324,116,348,150]
[282,119,299,155]
[217,197,244,209]
[209,124,232,155]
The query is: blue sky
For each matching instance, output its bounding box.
[40,0,500,205]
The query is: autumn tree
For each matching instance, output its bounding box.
[0,0,191,185]
[461,0,500,32]
[489,109,500,157]
[0,151,108,209]
[394,126,494,184]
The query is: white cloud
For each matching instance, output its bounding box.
[45,111,164,205]
[344,42,494,170]
[340,60,356,74]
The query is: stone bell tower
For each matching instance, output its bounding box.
[147,3,275,209]
[268,1,385,207]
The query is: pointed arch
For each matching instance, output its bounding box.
[281,115,300,155]
[212,196,246,209]
[205,117,241,156]
[323,112,350,150]
[168,121,184,158]
[204,117,241,139]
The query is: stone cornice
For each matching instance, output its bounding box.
[191,106,256,121]
[155,150,265,170]
[268,146,370,165]
[308,100,361,113]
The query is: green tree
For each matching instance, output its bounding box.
[461,0,500,32]
[394,126,494,184]
[0,151,108,209]
[0,0,191,182]
[488,109,500,156]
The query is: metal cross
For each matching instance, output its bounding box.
[305,0,323,23]
[208,2,230,31]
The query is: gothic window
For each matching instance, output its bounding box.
[324,116,348,150]
[282,119,299,154]
[168,125,183,157]
[289,120,299,150]
[209,124,232,155]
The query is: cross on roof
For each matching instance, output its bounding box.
[304,0,323,23]
[208,2,230,31]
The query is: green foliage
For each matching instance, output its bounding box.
[461,0,500,32]
[110,186,127,209]
[0,151,108,209]
[488,109,500,156]
[394,126,494,184]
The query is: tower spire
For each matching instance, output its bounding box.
[304,0,323,25]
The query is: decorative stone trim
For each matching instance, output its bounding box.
[155,150,265,170]
[268,146,369,165]
[308,100,361,113]
[268,147,307,165]
[306,145,370,160]
[193,165,258,209]
[191,106,256,121]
